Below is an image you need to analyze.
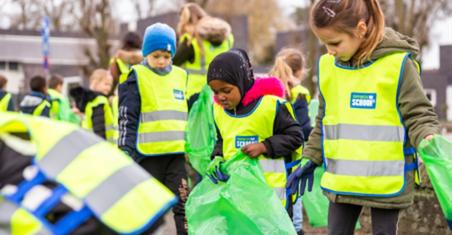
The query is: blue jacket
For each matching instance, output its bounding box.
[19,91,51,117]
[0,90,15,111]
[118,62,187,159]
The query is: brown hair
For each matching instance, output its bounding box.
[310,0,385,66]
[0,74,7,89]
[269,48,305,101]
[30,75,47,93]
[177,3,208,39]
[49,74,64,89]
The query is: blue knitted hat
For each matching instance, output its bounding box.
[142,23,176,57]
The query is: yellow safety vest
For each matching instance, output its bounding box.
[0,113,176,234]
[82,95,118,143]
[319,52,415,196]
[290,84,311,104]
[32,100,51,117]
[214,95,293,205]
[116,58,130,84]
[180,33,234,98]
[133,64,188,156]
[48,89,63,120]
[0,92,12,112]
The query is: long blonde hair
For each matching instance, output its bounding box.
[310,0,385,66]
[270,48,305,101]
[177,3,208,40]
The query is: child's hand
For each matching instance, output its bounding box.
[424,135,434,141]
[242,143,267,158]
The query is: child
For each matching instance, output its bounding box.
[69,69,117,142]
[48,74,80,124]
[20,75,51,117]
[174,3,234,108]
[206,49,303,219]
[0,74,14,112]
[118,23,189,235]
[286,1,441,234]
[270,48,312,235]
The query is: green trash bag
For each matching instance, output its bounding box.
[418,135,452,229]
[186,151,296,235]
[301,159,361,229]
[185,86,216,176]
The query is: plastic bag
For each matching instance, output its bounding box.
[185,86,216,176]
[186,151,296,235]
[418,135,452,229]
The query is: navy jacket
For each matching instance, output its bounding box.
[292,94,312,141]
[19,91,51,117]
[0,90,15,111]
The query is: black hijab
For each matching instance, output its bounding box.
[207,48,254,99]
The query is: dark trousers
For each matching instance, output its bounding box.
[139,155,189,235]
[328,202,400,235]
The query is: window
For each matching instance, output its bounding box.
[0,61,5,70]
[8,62,19,71]
[424,89,437,107]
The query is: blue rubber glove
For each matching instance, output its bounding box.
[286,160,318,196]
[206,156,229,184]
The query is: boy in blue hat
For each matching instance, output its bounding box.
[118,23,189,234]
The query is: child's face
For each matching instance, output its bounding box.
[313,27,364,62]
[92,75,112,95]
[209,80,241,110]
[147,50,172,69]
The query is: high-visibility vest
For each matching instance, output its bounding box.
[318,52,418,196]
[0,113,176,234]
[180,33,234,98]
[290,84,311,104]
[82,95,118,143]
[0,92,12,112]
[32,100,51,117]
[116,58,130,84]
[133,64,188,156]
[214,95,293,205]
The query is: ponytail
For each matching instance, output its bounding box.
[270,57,294,101]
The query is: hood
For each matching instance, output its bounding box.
[196,16,231,45]
[69,87,102,112]
[213,76,285,107]
[20,92,48,107]
[371,27,420,61]
[115,49,143,65]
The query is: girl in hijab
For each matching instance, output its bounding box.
[206,48,304,218]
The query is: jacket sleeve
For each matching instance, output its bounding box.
[7,96,15,112]
[262,101,304,159]
[118,71,140,155]
[91,104,106,139]
[210,123,224,159]
[292,95,313,141]
[302,95,324,165]
[173,38,195,66]
[399,59,441,147]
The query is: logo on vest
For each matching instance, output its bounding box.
[173,89,184,100]
[235,136,259,148]
[350,92,376,109]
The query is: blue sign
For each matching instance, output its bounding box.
[41,16,50,70]
[350,92,377,109]
[235,136,259,148]
[173,89,184,100]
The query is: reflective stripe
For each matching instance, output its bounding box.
[0,201,15,234]
[259,158,286,173]
[185,68,206,75]
[38,130,101,178]
[141,111,187,122]
[106,125,116,132]
[324,124,404,142]
[138,131,184,143]
[273,187,286,201]
[326,158,405,176]
[85,164,149,215]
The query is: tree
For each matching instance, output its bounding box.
[380,0,452,55]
